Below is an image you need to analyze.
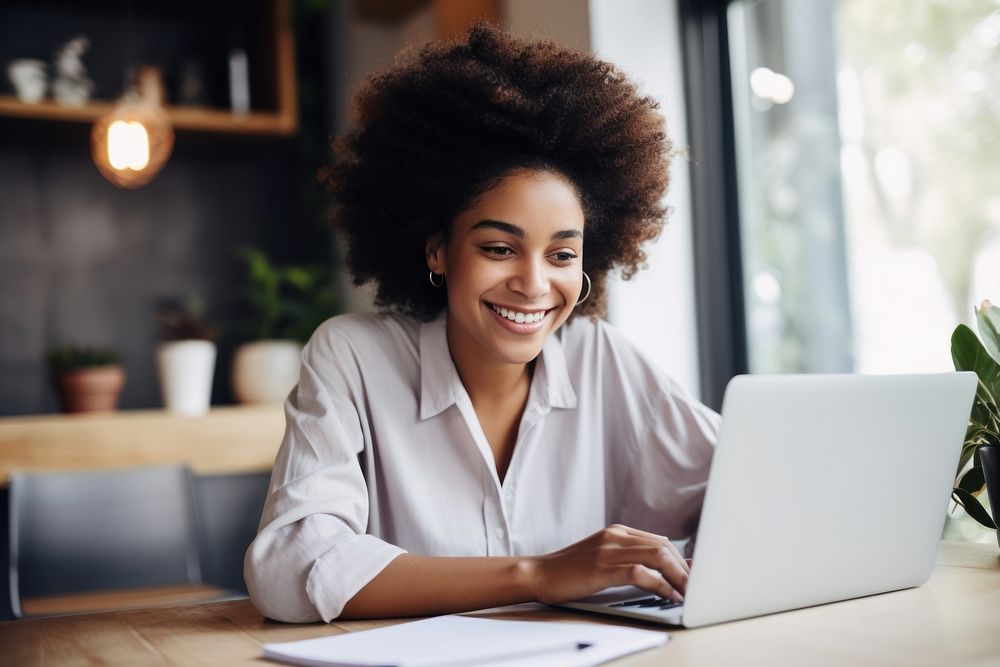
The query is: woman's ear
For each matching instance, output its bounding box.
[426,233,447,275]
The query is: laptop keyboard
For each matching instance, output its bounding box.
[608,596,684,610]
[556,587,684,624]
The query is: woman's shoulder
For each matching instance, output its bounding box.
[556,316,683,398]
[556,315,639,357]
[306,311,421,359]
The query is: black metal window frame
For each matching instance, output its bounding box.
[678,0,748,411]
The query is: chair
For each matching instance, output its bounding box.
[194,471,271,592]
[8,465,228,618]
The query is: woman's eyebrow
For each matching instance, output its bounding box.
[471,219,525,237]
[471,219,582,241]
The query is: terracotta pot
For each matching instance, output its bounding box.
[56,365,126,413]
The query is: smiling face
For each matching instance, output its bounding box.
[427,168,586,367]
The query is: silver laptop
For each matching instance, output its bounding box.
[558,373,977,628]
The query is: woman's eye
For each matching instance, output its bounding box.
[551,251,578,262]
[482,246,514,256]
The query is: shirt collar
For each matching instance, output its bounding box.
[418,311,578,420]
[419,311,459,419]
[534,326,578,412]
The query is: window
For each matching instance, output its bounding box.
[718,0,1000,541]
[727,0,1000,375]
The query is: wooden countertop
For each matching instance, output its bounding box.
[0,405,285,486]
[1,541,997,666]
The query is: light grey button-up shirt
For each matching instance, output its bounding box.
[244,311,720,623]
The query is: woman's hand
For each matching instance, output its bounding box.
[527,524,690,604]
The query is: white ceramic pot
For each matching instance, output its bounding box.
[156,340,216,416]
[232,340,303,404]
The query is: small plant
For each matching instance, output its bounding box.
[47,345,125,413]
[950,299,1000,529]
[157,295,217,341]
[47,345,121,373]
[239,246,334,342]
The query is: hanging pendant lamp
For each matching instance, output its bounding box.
[91,66,174,189]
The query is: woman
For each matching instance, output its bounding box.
[245,23,720,624]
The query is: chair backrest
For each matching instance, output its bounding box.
[195,471,270,592]
[8,465,202,617]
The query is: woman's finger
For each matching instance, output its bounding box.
[607,545,689,594]
[662,540,689,574]
[610,564,684,603]
[610,525,690,575]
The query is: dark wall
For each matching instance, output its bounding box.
[0,3,336,416]
[0,128,291,414]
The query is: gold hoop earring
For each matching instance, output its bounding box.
[576,271,592,305]
[429,271,445,288]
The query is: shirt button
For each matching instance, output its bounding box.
[495,527,505,539]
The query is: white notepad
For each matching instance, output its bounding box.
[262,614,668,667]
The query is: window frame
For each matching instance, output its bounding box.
[678,0,748,411]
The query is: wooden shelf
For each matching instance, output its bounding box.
[0,404,285,486]
[0,96,296,135]
[0,0,298,137]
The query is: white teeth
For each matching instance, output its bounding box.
[491,304,546,324]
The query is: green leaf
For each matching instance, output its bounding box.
[958,442,977,476]
[969,401,992,432]
[970,429,1000,448]
[952,487,997,529]
[958,465,985,494]
[236,246,336,342]
[952,325,998,378]
[976,300,1000,366]
[951,324,1000,413]
[283,266,315,290]
[46,345,121,371]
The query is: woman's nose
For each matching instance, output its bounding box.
[508,258,549,301]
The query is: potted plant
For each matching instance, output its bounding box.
[156,295,218,416]
[950,299,1000,546]
[47,345,125,413]
[232,247,334,404]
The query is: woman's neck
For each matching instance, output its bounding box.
[446,317,533,406]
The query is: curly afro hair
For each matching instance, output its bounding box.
[320,22,672,320]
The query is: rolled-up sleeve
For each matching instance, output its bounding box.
[244,327,406,623]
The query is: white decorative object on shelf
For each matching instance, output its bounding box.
[52,35,95,107]
[7,59,47,104]
[157,340,217,416]
[228,47,250,115]
[232,340,302,404]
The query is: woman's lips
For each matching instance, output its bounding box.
[484,301,550,334]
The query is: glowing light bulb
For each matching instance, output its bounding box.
[91,69,173,189]
[107,120,150,170]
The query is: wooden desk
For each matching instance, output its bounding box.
[1,541,997,666]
